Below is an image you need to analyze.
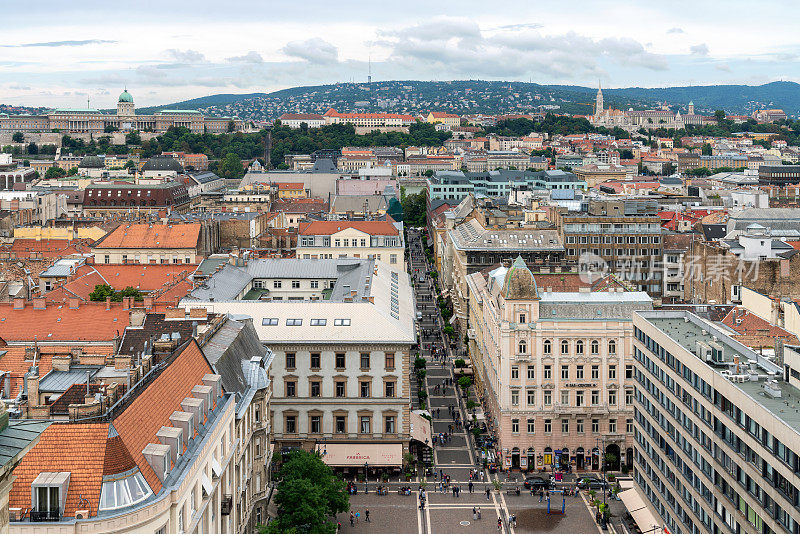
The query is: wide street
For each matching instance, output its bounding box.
[335,228,613,533]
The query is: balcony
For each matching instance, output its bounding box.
[30,508,60,522]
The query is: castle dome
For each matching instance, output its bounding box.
[141,155,184,173]
[118,90,133,103]
[503,256,538,300]
[78,155,104,169]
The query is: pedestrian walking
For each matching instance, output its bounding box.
[469,480,474,493]
[365,509,370,523]
[350,511,354,526]
[486,488,491,500]
[355,511,360,524]
[477,507,482,520]
[497,517,503,531]
[473,507,477,521]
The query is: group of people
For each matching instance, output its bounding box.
[348,509,370,526]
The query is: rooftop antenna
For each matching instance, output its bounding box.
[87,95,90,109]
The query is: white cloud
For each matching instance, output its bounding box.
[281,38,338,64]
[227,51,264,64]
[690,43,709,56]
[666,27,684,34]
[165,49,206,63]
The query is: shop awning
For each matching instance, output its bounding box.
[410,411,432,446]
[618,487,661,534]
[315,443,403,467]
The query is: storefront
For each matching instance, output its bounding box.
[315,443,403,475]
[618,482,662,534]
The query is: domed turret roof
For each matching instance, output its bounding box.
[118,90,133,103]
[141,155,184,173]
[503,256,538,300]
[78,155,105,169]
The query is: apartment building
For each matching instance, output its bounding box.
[180,258,420,473]
[556,200,664,301]
[632,310,800,534]
[466,257,652,471]
[297,220,406,272]
[91,223,205,265]
[662,233,691,304]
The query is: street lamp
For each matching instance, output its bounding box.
[596,436,606,505]
[364,462,369,493]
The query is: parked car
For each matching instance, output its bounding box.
[578,476,609,490]
[523,476,553,490]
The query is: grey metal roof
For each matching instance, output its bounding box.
[38,366,102,393]
[188,265,252,301]
[449,219,564,252]
[196,256,229,276]
[39,258,86,278]
[331,195,388,213]
[189,171,222,184]
[0,420,49,470]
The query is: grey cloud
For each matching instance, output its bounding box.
[0,39,116,48]
[715,64,732,72]
[490,22,543,32]
[8,84,31,91]
[690,43,709,55]
[165,49,206,63]
[227,51,264,64]
[281,38,338,64]
[666,27,684,34]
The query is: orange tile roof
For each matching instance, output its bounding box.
[0,346,54,398]
[276,182,305,190]
[46,264,197,303]
[93,223,201,250]
[103,434,137,476]
[113,340,214,493]
[5,239,92,258]
[298,220,399,236]
[0,302,131,343]
[10,423,109,516]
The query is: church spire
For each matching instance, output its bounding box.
[595,81,604,117]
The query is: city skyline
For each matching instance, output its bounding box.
[2,0,800,107]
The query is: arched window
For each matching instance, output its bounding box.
[519,340,527,354]
[591,340,599,355]
[561,340,569,355]
[543,340,551,355]
[608,340,616,355]
[576,340,584,355]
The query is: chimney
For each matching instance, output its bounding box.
[69,297,80,310]
[13,298,23,310]
[189,308,208,320]
[105,296,111,310]
[192,385,213,417]
[27,374,40,407]
[33,298,46,310]
[180,397,204,428]
[143,296,154,310]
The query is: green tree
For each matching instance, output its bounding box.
[619,149,634,160]
[44,166,66,180]
[125,131,141,145]
[401,192,427,227]
[714,110,727,123]
[458,376,472,392]
[104,125,119,133]
[701,143,713,156]
[67,166,79,176]
[227,120,236,133]
[124,160,136,172]
[662,162,676,176]
[11,132,24,143]
[27,143,38,155]
[89,284,115,302]
[217,152,244,179]
[261,450,348,534]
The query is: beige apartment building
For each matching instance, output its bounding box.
[466,257,652,471]
[297,220,406,272]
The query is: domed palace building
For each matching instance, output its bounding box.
[0,89,243,134]
[465,256,653,473]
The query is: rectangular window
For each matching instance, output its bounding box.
[390,254,398,264]
[335,353,346,368]
[335,416,346,433]
[527,419,535,433]
[544,419,552,433]
[561,419,569,433]
[560,390,569,405]
[360,381,370,398]
[576,365,584,379]
[310,319,327,326]
[527,389,536,405]
[591,390,599,405]
[561,365,569,380]
[625,389,633,405]
[285,415,296,434]
[286,318,302,326]
[609,419,617,433]
[544,365,552,380]
[511,366,519,379]
[592,419,599,433]
[385,381,395,398]
[310,353,321,369]
[527,366,535,380]
[544,390,552,406]
[385,353,395,370]
[626,419,634,433]
[609,390,617,405]
[385,416,395,434]
[591,365,599,380]
[576,390,584,407]
[511,419,519,433]
[625,365,633,379]
[511,390,519,406]
[291,280,300,289]
[310,381,321,397]
[286,381,296,397]
[285,353,296,369]
[310,416,321,434]
[273,280,282,288]
[334,319,351,326]
[310,280,319,289]
[360,416,371,434]
[335,381,346,397]
[360,353,371,370]
[609,365,616,379]
[519,313,526,323]
[577,419,584,434]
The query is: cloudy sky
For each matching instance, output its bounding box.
[2,0,799,107]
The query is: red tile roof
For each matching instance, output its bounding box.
[0,302,131,343]
[276,182,305,190]
[298,220,399,236]
[93,223,201,250]
[10,423,109,516]
[4,239,92,258]
[720,307,799,347]
[112,340,214,493]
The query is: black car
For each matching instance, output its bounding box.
[523,477,552,490]
[577,476,609,490]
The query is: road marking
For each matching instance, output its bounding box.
[425,495,433,534]
[416,498,424,534]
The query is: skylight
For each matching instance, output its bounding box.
[99,470,152,511]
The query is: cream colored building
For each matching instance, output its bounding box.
[466,257,651,471]
[297,220,406,272]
